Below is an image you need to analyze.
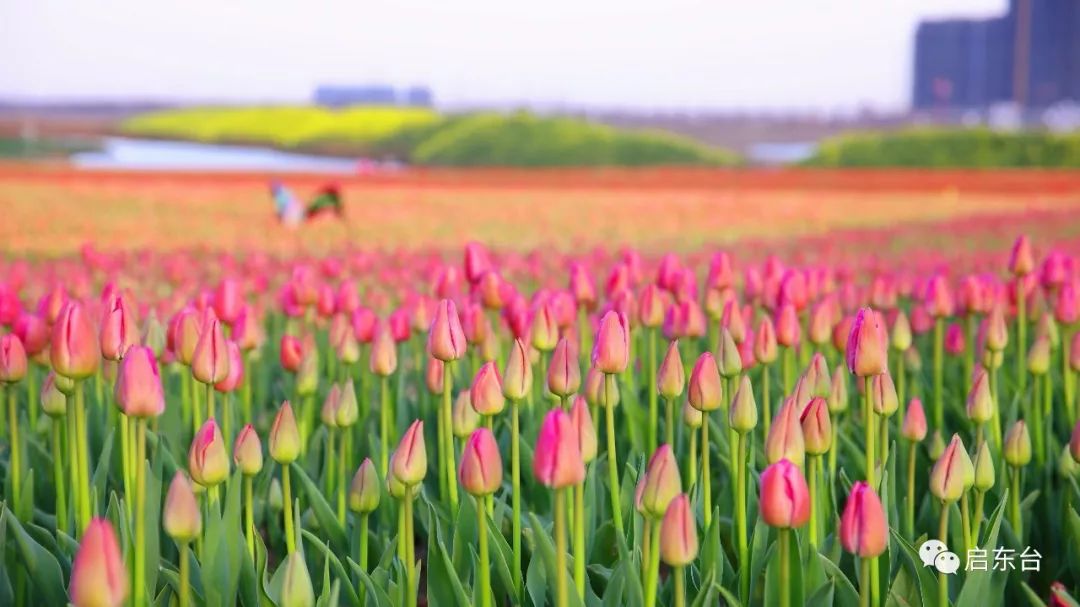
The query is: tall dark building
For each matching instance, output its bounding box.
[912,0,1079,110]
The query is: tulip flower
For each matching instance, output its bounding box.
[451,389,479,439]
[428,299,466,362]
[1071,419,1080,464]
[584,364,619,409]
[660,494,697,607]
[1,333,27,515]
[534,408,583,607]
[846,307,887,378]
[231,422,263,558]
[687,351,722,527]
[99,294,138,361]
[53,302,100,380]
[270,401,300,552]
[459,427,503,607]
[717,327,742,379]
[592,310,629,374]
[546,336,578,404]
[970,440,995,543]
[639,444,681,607]
[760,459,809,607]
[189,418,229,489]
[391,419,425,607]
[766,399,805,468]
[349,457,380,601]
[840,481,888,607]
[69,518,128,607]
[1003,420,1032,539]
[498,338,532,598]
[280,334,304,373]
[966,368,994,443]
[471,361,505,419]
[656,339,684,448]
[164,472,202,543]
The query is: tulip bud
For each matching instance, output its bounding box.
[828,366,849,413]
[808,299,833,346]
[69,518,128,607]
[280,334,304,373]
[233,423,264,476]
[426,356,445,394]
[268,478,284,511]
[391,420,427,486]
[659,494,698,567]
[716,328,742,379]
[233,307,262,353]
[966,369,994,424]
[688,352,723,412]
[592,310,630,374]
[1059,446,1078,478]
[348,458,381,513]
[902,398,928,441]
[191,317,229,385]
[928,430,946,460]
[1071,419,1080,464]
[869,372,899,417]
[0,334,28,384]
[973,441,995,491]
[1008,235,1034,276]
[839,481,888,558]
[459,428,503,496]
[729,375,758,433]
[640,444,682,518]
[800,397,832,455]
[754,316,778,364]
[214,340,244,393]
[548,334,583,397]
[1003,421,1032,467]
[471,361,505,417]
[368,322,397,377]
[929,434,968,503]
[682,399,703,429]
[846,307,887,377]
[891,310,912,352]
[189,419,229,487]
[805,353,832,398]
[530,302,559,352]
[504,338,535,401]
[270,401,301,464]
[656,340,685,400]
[766,399,805,467]
[639,284,666,328]
[41,371,68,417]
[759,459,810,528]
[114,345,165,418]
[452,390,480,438]
[533,408,585,489]
[52,302,100,379]
[335,380,359,428]
[584,365,619,409]
[1028,336,1051,375]
[570,395,598,463]
[279,552,315,607]
[163,472,202,542]
[99,295,138,361]
[985,306,1009,352]
[428,299,467,362]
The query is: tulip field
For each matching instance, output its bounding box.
[2,168,1080,607]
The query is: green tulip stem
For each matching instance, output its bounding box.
[641,518,651,580]
[66,394,80,534]
[244,475,255,560]
[959,491,972,555]
[644,515,662,607]
[179,541,191,607]
[664,396,674,450]
[964,315,976,395]
[807,451,818,550]
[933,317,944,430]
[404,494,417,607]
[574,480,586,599]
[938,503,949,607]
[555,487,569,607]
[860,557,871,607]
[779,528,791,607]
[1017,283,1027,395]
[736,431,749,604]
[1009,466,1022,542]
[604,374,625,537]
[782,347,794,395]
[879,415,889,481]
[687,427,698,490]
[762,362,772,437]
[380,375,391,479]
[338,429,349,525]
[674,566,685,607]
[206,382,215,423]
[971,489,985,544]
[75,384,92,531]
[358,512,370,606]
[325,427,336,497]
[906,442,916,540]
[896,353,906,415]
[864,377,875,490]
[242,351,253,423]
[52,419,68,534]
[648,328,658,454]
[6,386,21,518]
[478,495,492,607]
[134,418,147,607]
[701,410,712,529]
[511,399,523,602]
[282,464,296,553]
[120,412,133,505]
[442,364,459,512]
[1032,374,1045,466]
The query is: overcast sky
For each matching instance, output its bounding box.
[0,0,1006,112]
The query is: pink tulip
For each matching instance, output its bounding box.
[69,518,128,607]
[533,409,585,489]
[459,428,503,496]
[0,333,27,384]
[592,310,629,374]
[114,346,165,418]
[192,317,229,385]
[51,302,100,380]
[428,299,467,362]
[759,459,810,529]
[846,307,887,377]
[839,481,888,558]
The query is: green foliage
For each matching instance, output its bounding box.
[804,128,1080,168]
[120,106,738,166]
